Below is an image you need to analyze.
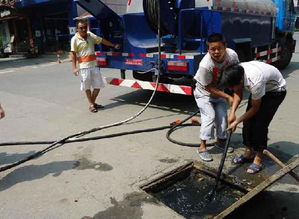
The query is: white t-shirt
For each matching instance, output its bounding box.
[194,48,239,97]
[240,61,287,100]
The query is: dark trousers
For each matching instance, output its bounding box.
[242,91,286,152]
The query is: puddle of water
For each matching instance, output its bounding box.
[150,170,245,218]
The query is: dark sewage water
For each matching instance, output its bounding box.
[150,170,245,218]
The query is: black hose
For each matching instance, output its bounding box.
[0,134,76,172]
[166,109,201,147]
[0,121,199,172]
[206,130,233,201]
[0,124,193,147]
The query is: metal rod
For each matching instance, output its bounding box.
[216,158,299,218]
[263,149,299,182]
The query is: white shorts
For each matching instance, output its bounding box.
[80,66,105,91]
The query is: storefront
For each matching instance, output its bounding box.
[0,0,78,55]
[15,0,77,53]
[0,0,31,55]
[0,0,129,56]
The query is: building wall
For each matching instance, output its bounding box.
[100,0,127,15]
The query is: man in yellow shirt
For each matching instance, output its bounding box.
[71,19,120,113]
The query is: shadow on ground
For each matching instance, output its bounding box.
[0,151,37,165]
[0,160,77,191]
[102,89,198,116]
[228,189,299,219]
[282,60,299,79]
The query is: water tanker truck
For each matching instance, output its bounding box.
[74,0,296,95]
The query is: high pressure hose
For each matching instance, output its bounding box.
[0,124,198,147]
[166,109,200,147]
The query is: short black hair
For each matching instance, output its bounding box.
[218,64,244,88]
[207,33,226,45]
[76,19,88,28]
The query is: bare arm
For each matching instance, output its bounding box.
[101,39,120,49]
[205,84,234,105]
[70,51,79,76]
[228,98,261,132]
[228,88,243,124]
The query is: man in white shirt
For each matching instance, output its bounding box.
[218,61,287,174]
[193,33,239,162]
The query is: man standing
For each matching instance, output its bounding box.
[218,61,286,174]
[193,33,239,162]
[71,19,120,113]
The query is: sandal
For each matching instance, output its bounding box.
[89,106,98,113]
[232,155,253,164]
[247,163,263,174]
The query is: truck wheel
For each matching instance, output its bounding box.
[143,0,177,35]
[274,44,293,70]
[133,70,154,82]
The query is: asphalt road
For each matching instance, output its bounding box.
[0,43,298,218]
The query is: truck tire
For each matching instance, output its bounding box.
[133,70,154,82]
[274,43,293,70]
[143,0,177,35]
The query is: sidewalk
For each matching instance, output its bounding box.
[0,53,71,71]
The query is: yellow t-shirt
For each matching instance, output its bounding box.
[71,32,103,69]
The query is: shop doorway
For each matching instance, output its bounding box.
[43,13,70,52]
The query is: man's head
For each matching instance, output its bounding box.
[76,19,88,38]
[218,64,244,92]
[207,33,227,63]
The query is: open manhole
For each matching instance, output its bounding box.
[141,161,252,218]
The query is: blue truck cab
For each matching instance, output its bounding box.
[274,0,296,32]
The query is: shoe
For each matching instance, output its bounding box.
[215,142,234,153]
[197,150,213,162]
[232,155,254,164]
[89,105,98,113]
[94,103,104,109]
[246,163,263,174]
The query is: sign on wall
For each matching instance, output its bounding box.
[69,27,76,35]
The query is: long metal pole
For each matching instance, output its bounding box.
[263,149,299,182]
